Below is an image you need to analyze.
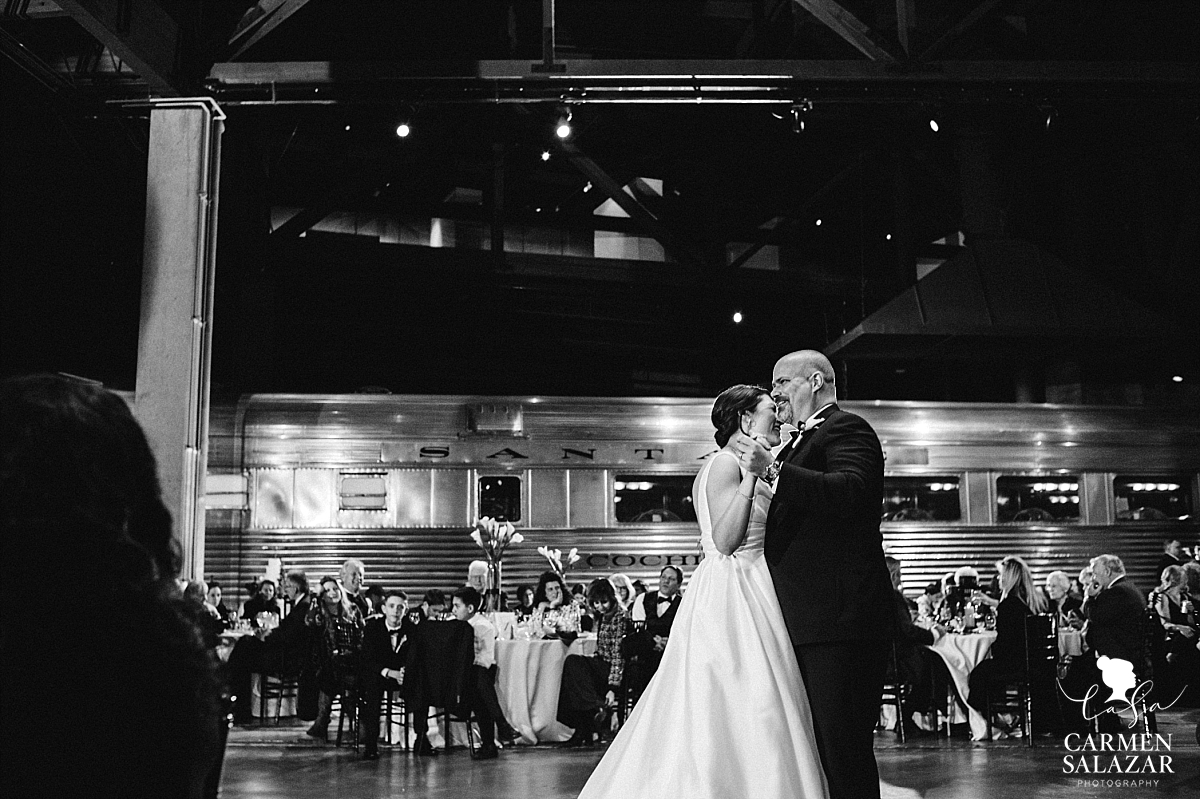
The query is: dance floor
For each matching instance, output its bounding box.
[218,709,1200,798]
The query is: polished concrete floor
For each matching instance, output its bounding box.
[218,709,1200,799]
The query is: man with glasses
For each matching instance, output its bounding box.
[734,349,894,799]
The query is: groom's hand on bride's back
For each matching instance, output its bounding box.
[731,433,773,477]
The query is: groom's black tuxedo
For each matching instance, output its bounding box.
[765,404,895,799]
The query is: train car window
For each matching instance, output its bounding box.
[881,477,961,521]
[479,475,522,522]
[614,475,697,523]
[1113,477,1192,521]
[339,474,387,510]
[996,476,1081,522]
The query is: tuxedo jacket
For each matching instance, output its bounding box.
[765,405,895,645]
[641,592,681,638]
[1085,577,1146,665]
[265,594,312,674]
[362,615,417,676]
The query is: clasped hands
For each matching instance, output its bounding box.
[731,433,775,477]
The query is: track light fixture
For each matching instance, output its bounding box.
[555,107,573,139]
[789,99,813,133]
[395,104,416,139]
[1039,104,1057,131]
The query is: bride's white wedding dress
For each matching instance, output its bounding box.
[578,450,829,798]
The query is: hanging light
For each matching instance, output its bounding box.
[395,122,411,138]
[555,107,573,139]
[929,118,940,133]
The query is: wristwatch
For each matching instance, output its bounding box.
[763,462,781,483]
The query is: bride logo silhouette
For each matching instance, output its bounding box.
[1095,656,1137,704]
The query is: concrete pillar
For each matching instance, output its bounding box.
[134,99,224,579]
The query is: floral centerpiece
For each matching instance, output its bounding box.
[536,545,581,579]
[469,517,523,610]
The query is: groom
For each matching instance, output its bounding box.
[735,349,894,799]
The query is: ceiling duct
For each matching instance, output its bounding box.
[826,240,1181,361]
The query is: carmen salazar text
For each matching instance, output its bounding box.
[1061,734,1174,775]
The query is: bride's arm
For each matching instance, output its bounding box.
[706,455,760,556]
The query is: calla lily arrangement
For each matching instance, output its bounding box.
[537,545,581,578]
[470,516,524,561]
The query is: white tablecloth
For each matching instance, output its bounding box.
[927,630,997,740]
[494,635,598,743]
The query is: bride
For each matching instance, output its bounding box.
[577,385,829,798]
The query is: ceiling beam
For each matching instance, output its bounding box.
[896,0,915,55]
[560,140,704,267]
[227,0,313,61]
[56,0,193,94]
[919,0,1005,62]
[1,0,68,19]
[791,0,896,62]
[207,60,1200,104]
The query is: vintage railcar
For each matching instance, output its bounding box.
[202,395,1200,611]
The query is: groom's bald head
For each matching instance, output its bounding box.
[771,350,837,425]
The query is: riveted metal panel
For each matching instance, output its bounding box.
[293,469,335,528]
[254,470,293,529]
[569,470,607,528]
[394,469,433,528]
[431,469,469,527]
[530,470,568,528]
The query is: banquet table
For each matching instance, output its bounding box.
[494,634,598,743]
[927,630,997,740]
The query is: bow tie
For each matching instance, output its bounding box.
[387,627,403,635]
[657,595,676,604]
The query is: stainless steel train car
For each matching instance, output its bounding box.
[202,395,1200,611]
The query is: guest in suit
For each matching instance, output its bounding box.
[1086,555,1146,666]
[1045,571,1084,629]
[467,559,509,612]
[734,349,895,799]
[228,570,315,723]
[966,556,1050,735]
[340,559,370,618]
[885,558,948,735]
[359,590,418,760]
[1083,555,1147,730]
[241,579,282,626]
[1156,540,1187,584]
[184,579,224,648]
[624,566,684,696]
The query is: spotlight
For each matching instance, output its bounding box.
[555,108,573,139]
[395,123,411,138]
[929,118,940,133]
[344,125,352,131]
[541,150,551,162]
[732,311,743,324]
[1039,105,1057,131]
[886,234,892,241]
[582,182,592,193]
[815,219,822,226]
[1172,375,1183,383]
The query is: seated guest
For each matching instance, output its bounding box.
[417,588,449,622]
[1078,566,1101,619]
[514,584,537,617]
[340,559,370,618]
[631,579,648,601]
[206,580,233,628]
[558,579,632,747]
[608,573,636,612]
[967,556,1051,737]
[451,587,520,759]
[184,579,224,648]
[534,571,570,613]
[624,566,684,696]
[242,578,282,626]
[359,590,418,760]
[304,575,365,741]
[1,374,222,799]
[228,570,315,723]
[363,585,386,617]
[916,581,946,622]
[885,558,949,735]
[1045,571,1084,629]
[467,559,509,611]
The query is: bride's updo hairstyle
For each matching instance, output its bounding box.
[711,384,770,448]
